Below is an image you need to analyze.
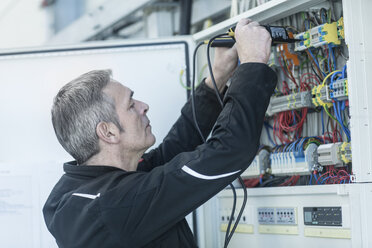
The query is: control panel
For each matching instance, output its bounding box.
[303,207,342,226]
[258,207,297,225]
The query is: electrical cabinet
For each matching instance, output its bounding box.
[192,0,372,247]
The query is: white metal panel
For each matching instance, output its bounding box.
[343,0,372,182]
[192,0,327,41]
[359,183,372,247]
[215,184,369,248]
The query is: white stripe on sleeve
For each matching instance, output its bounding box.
[181,165,240,180]
[72,193,101,199]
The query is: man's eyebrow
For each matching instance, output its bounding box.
[127,90,134,105]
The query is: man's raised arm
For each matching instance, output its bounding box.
[138,44,239,171]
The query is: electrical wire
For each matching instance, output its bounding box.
[224,183,237,248]
[192,41,238,246]
[206,33,229,106]
[225,176,247,245]
[206,34,248,248]
[191,38,247,248]
[191,42,208,142]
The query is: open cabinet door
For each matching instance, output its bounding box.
[0,37,194,248]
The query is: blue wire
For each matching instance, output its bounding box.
[305,19,309,30]
[333,101,351,141]
[292,110,296,125]
[327,52,331,72]
[321,176,333,184]
[308,49,326,77]
[342,64,347,78]
[314,173,319,184]
[309,174,313,185]
[330,74,351,142]
[321,12,327,23]
[297,137,312,152]
[338,102,351,141]
[264,122,275,146]
[321,108,325,134]
[289,140,299,152]
[330,71,342,90]
[337,102,349,136]
[283,143,289,152]
[328,44,337,71]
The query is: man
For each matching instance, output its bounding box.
[43,19,277,247]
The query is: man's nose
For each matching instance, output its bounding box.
[137,100,149,114]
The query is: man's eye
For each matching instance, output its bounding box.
[130,102,135,108]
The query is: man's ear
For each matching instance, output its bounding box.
[96,122,121,144]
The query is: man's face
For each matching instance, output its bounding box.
[104,81,156,153]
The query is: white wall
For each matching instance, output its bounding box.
[0,0,51,49]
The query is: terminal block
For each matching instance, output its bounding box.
[312,84,333,108]
[270,143,318,176]
[317,142,351,167]
[294,18,343,51]
[241,149,270,179]
[337,17,345,40]
[330,78,348,100]
[340,142,352,164]
[312,78,348,107]
[267,91,314,116]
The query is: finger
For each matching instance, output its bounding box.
[236,18,251,28]
[230,44,237,52]
[248,21,260,27]
[214,47,229,54]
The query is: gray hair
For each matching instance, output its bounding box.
[51,70,123,164]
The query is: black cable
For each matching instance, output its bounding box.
[225,176,247,246]
[190,42,205,245]
[191,41,207,143]
[224,184,236,248]
[259,176,287,187]
[206,35,248,248]
[207,33,229,107]
[191,41,238,247]
[326,111,331,141]
[309,57,323,82]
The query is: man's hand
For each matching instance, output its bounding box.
[205,46,238,93]
[235,19,272,64]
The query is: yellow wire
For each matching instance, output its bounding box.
[179,69,192,90]
[179,64,206,90]
[323,105,343,131]
[319,57,328,74]
[323,105,337,122]
[321,71,342,123]
[322,70,342,86]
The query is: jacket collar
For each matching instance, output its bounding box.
[63,161,125,178]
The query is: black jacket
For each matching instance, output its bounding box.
[43,63,277,248]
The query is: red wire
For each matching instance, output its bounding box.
[278,54,298,87]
